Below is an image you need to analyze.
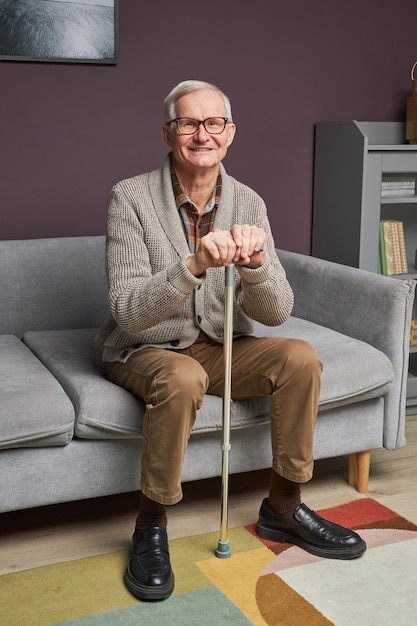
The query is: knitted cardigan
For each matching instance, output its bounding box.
[98,156,294,362]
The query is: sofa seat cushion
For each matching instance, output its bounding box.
[23,318,393,441]
[253,317,394,410]
[24,329,143,440]
[23,329,272,439]
[0,335,75,449]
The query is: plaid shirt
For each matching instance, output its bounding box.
[170,163,221,253]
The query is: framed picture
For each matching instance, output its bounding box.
[0,0,119,64]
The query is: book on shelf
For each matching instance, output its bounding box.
[381,188,415,197]
[410,319,417,347]
[381,174,416,198]
[397,221,408,273]
[379,220,408,275]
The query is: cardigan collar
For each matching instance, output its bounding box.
[148,155,233,258]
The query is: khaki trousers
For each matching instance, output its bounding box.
[104,336,322,505]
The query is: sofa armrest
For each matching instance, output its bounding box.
[277,249,416,449]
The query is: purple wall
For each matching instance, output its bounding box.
[1,0,416,253]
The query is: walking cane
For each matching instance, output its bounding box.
[215,261,234,559]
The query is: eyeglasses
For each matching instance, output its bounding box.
[167,117,229,135]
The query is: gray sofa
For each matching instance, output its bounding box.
[0,236,414,513]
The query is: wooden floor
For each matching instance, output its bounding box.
[1,414,416,577]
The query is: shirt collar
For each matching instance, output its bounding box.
[170,159,222,213]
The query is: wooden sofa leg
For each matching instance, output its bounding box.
[347,453,358,487]
[356,450,371,493]
[347,451,371,494]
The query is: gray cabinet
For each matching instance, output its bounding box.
[312,121,417,412]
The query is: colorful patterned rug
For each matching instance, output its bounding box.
[1,498,417,625]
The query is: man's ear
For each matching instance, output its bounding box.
[226,123,236,147]
[162,124,171,147]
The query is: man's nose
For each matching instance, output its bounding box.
[195,121,210,139]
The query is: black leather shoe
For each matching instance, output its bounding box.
[124,526,175,601]
[256,498,366,560]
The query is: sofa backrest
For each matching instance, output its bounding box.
[0,236,109,337]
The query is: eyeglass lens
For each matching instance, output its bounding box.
[176,118,227,134]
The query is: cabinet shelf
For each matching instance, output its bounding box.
[312,121,417,408]
[381,195,417,204]
[369,145,417,152]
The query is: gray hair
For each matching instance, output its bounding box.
[164,80,233,123]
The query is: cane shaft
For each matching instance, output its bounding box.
[217,263,234,554]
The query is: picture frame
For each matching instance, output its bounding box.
[0,0,119,65]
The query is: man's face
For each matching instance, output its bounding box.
[162,88,236,176]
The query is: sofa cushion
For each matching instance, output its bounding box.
[23,318,393,441]
[253,318,394,409]
[24,329,143,439]
[0,236,108,338]
[0,335,74,449]
[23,329,271,439]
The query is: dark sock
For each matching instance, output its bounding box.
[135,492,167,532]
[268,470,301,520]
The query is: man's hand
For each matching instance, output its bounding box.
[230,224,266,268]
[186,226,267,277]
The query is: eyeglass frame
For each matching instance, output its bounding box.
[166,117,229,135]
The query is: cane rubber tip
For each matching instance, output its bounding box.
[215,540,231,558]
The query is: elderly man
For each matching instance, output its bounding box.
[99,80,366,601]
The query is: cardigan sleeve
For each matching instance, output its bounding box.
[231,180,294,326]
[105,177,203,335]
